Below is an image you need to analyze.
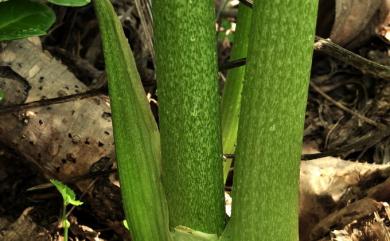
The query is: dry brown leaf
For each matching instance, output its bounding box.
[376,0,390,42]
[313,203,390,241]
[299,156,390,241]
[317,0,390,48]
[0,39,129,240]
[330,0,382,47]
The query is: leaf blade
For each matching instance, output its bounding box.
[0,0,55,41]
[50,179,83,207]
[48,0,90,7]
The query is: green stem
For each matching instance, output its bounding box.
[63,223,68,241]
[231,1,318,241]
[93,1,171,240]
[221,4,252,183]
[62,207,68,241]
[154,0,225,234]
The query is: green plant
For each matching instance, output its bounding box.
[230,1,318,240]
[221,4,252,182]
[154,0,225,234]
[0,0,89,41]
[1,0,319,240]
[50,179,83,241]
[48,0,90,7]
[93,0,171,240]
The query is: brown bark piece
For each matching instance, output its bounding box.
[0,40,127,235]
[0,40,114,182]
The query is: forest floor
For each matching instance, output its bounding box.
[0,0,390,241]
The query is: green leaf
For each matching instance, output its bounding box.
[123,220,129,230]
[93,0,172,240]
[50,179,83,207]
[172,226,218,241]
[48,0,90,7]
[0,0,55,41]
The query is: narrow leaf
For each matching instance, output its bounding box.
[221,5,252,183]
[172,226,218,241]
[48,0,90,7]
[0,0,55,41]
[93,0,171,240]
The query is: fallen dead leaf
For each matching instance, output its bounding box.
[317,0,390,48]
[299,155,390,241]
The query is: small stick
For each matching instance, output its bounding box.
[301,127,390,160]
[219,58,247,70]
[0,88,104,115]
[314,36,390,81]
[310,82,385,129]
[219,37,390,81]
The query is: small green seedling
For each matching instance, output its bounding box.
[50,179,83,241]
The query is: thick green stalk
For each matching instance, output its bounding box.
[221,4,252,182]
[154,0,225,234]
[93,1,171,240]
[231,1,318,241]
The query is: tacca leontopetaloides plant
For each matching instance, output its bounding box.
[230,1,318,241]
[221,3,252,182]
[0,0,319,240]
[153,0,226,235]
[93,0,172,241]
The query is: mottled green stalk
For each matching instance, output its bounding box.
[93,1,171,240]
[221,4,252,182]
[231,1,318,241]
[154,0,225,234]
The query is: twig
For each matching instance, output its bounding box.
[324,117,344,149]
[314,36,390,81]
[0,88,104,115]
[310,82,385,129]
[301,127,390,160]
[223,38,390,81]
[219,58,247,70]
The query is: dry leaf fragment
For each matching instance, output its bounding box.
[317,0,390,48]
